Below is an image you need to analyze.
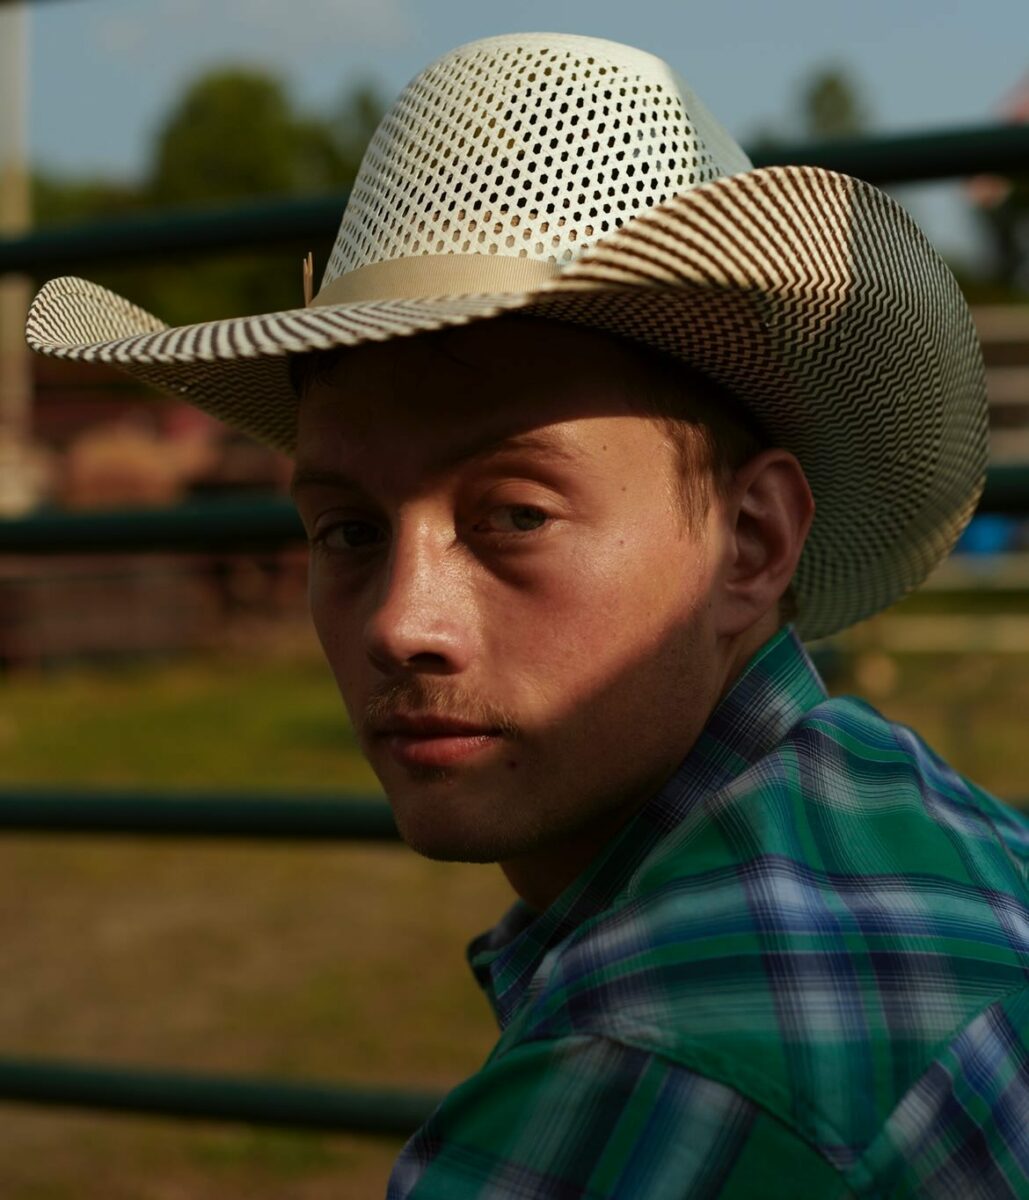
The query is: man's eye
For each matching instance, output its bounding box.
[479,506,549,534]
[316,520,383,550]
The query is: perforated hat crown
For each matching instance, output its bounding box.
[26,31,988,641]
[313,32,752,304]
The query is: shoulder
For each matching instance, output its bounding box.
[713,690,1027,889]
[503,693,1028,1156]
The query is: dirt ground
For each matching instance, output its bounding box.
[0,838,513,1198]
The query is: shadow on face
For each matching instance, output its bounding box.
[295,316,703,471]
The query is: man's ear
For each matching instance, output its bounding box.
[713,448,815,638]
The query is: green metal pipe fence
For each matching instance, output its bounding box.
[0,496,306,554]
[0,789,399,840]
[1,109,1028,1138]
[0,1057,441,1135]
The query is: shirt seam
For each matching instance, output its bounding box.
[503,1026,860,1190]
[845,983,1029,1198]
[501,985,1029,1200]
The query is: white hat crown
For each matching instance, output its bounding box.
[324,33,752,288]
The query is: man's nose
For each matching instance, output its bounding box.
[363,518,472,674]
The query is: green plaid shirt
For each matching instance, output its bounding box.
[388,627,1029,1198]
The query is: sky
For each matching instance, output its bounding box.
[17,0,1029,266]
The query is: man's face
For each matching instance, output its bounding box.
[292,318,733,869]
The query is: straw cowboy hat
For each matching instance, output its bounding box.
[25,31,988,642]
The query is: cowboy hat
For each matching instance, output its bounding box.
[25,31,988,642]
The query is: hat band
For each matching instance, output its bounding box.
[310,253,560,306]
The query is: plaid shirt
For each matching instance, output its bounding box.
[387,627,1029,1198]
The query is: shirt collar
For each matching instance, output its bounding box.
[467,624,829,1028]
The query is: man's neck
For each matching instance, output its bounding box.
[498,798,651,915]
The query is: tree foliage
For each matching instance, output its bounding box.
[745,64,869,158]
[799,67,869,140]
[32,66,384,323]
[146,68,371,205]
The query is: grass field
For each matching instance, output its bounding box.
[1,619,1026,1198]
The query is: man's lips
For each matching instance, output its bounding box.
[372,715,506,769]
[374,714,500,738]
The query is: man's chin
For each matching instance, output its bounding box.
[387,789,540,865]
[386,816,510,864]
[399,834,502,865]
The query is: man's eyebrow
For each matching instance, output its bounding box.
[440,427,583,472]
[289,428,582,497]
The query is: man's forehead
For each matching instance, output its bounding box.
[301,317,664,409]
[344,316,629,371]
[290,419,591,497]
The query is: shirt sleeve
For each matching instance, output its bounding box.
[386,1034,850,1199]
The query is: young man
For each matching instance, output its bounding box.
[28,32,1028,1200]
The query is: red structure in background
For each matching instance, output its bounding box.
[31,356,293,506]
[1,359,307,669]
[965,75,1029,211]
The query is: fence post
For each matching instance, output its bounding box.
[0,0,38,516]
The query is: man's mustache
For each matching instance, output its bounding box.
[363,680,520,739]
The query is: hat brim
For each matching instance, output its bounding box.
[25,166,988,641]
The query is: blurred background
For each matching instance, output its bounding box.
[1,1,1027,1196]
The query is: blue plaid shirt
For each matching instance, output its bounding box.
[389,626,1029,1198]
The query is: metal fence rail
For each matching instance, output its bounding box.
[0,789,399,839]
[0,1056,439,1134]
[0,496,306,553]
